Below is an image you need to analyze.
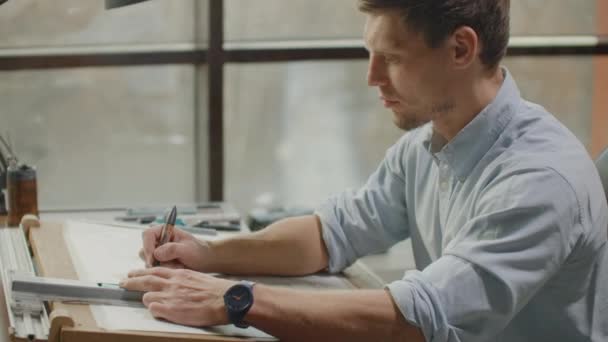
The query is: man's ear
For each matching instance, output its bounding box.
[448,26,479,69]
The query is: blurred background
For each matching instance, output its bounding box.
[0,0,607,214]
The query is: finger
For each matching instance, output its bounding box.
[172,227,195,241]
[159,261,185,269]
[119,274,169,292]
[148,302,173,322]
[142,227,162,267]
[128,267,175,279]
[153,242,183,263]
[142,291,166,307]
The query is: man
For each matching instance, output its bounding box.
[120,1,608,341]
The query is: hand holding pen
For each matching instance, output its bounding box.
[142,206,216,271]
[152,205,178,267]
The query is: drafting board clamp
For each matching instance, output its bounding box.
[0,215,49,342]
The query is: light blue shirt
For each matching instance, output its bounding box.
[316,68,608,342]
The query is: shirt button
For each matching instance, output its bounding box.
[440,181,448,191]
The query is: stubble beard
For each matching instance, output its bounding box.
[392,100,455,132]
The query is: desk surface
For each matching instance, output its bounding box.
[0,212,415,342]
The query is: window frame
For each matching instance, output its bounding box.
[1,0,607,202]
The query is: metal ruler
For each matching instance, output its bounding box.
[11,273,144,308]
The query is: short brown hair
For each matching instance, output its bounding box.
[359,0,510,69]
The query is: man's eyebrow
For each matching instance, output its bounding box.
[364,33,405,52]
[364,40,405,54]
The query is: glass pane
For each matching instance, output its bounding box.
[195,65,209,202]
[225,61,403,213]
[225,0,366,42]
[504,57,594,147]
[196,0,209,46]
[0,65,196,209]
[0,0,195,48]
[225,0,605,42]
[511,1,601,35]
[225,58,599,213]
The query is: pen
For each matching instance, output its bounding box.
[153,205,177,267]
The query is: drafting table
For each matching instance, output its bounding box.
[0,210,416,342]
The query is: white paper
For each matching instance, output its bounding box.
[62,220,354,339]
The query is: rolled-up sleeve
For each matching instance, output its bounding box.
[315,140,411,273]
[386,167,583,342]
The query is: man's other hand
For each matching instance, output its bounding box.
[120,268,235,326]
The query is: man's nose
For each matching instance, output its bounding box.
[367,55,388,87]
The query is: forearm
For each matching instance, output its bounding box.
[206,215,329,276]
[247,285,425,342]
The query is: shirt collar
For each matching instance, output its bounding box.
[422,67,521,181]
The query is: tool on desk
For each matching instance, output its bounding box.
[86,219,219,237]
[138,215,158,224]
[11,272,144,309]
[105,0,151,9]
[153,205,177,266]
[151,215,241,232]
[116,202,241,224]
[193,221,241,231]
[115,214,157,224]
[126,204,198,217]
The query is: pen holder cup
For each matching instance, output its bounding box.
[0,171,6,215]
[6,165,38,227]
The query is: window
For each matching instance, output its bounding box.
[1,0,606,213]
[1,66,196,208]
[0,0,203,209]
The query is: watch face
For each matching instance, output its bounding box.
[225,284,253,311]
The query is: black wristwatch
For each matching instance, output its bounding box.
[224,281,256,328]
